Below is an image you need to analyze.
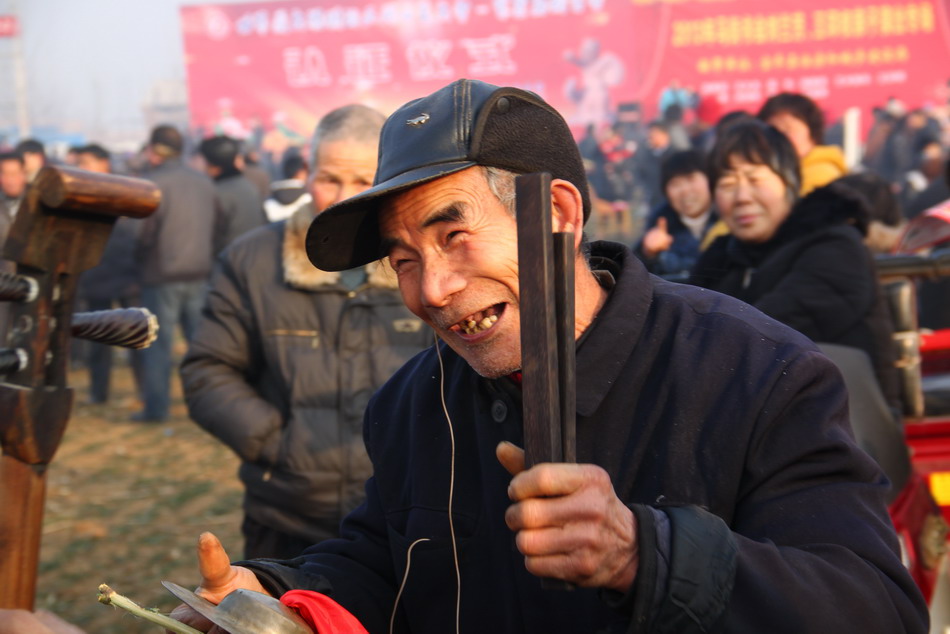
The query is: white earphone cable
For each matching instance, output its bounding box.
[387,335,461,634]
[435,334,462,634]
[389,537,431,634]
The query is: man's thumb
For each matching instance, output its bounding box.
[496,441,526,476]
[196,532,233,590]
[657,217,668,233]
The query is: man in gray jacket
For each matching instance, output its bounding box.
[135,125,218,422]
[180,105,431,559]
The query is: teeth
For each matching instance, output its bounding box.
[458,311,499,335]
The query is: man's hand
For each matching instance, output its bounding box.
[641,217,673,258]
[496,441,638,592]
[166,532,270,633]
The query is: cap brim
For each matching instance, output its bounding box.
[306,160,476,271]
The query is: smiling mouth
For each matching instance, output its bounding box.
[450,304,504,336]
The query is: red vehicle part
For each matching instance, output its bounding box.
[877,236,950,610]
[888,470,946,603]
[922,330,950,376]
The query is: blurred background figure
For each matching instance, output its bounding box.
[135,124,218,422]
[660,102,692,151]
[14,138,47,182]
[74,143,110,173]
[877,108,941,188]
[633,149,719,277]
[899,139,947,215]
[833,171,906,255]
[758,92,847,194]
[657,78,696,116]
[690,120,900,415]
[0,151,27,337]
[264,151,312,222]
[75,143,145,405]
[0,151,26,221]
[63,145,82,167]
[633,119,675,211]
[198,135,267,254]
[238,146,272,201]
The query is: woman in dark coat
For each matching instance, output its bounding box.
[690,120,901,411]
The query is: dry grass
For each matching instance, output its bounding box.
[33,355,243,633]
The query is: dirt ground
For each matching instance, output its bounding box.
[32,356,244,633]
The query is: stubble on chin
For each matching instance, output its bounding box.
[443,336,521,379]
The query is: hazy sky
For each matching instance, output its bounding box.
[0,0,233,145]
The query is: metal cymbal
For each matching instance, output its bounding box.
[162,581,312,634]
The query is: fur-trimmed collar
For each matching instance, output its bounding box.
[283,203,399,291]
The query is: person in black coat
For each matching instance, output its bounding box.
[690,120,901,412]
[198,135,268,254]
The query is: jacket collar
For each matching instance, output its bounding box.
[283,203,398,291]
[575,241,653,416]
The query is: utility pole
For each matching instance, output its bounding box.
[10,0,30,139]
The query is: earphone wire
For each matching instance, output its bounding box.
[389,537,430,634]
[387,334,461,634]
[436,334,462,634]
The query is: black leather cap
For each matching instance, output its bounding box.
[306,79,590,272]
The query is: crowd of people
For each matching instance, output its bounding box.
[582,89,950,252]
[0,80,947,632]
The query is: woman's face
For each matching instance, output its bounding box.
[765,111,814,158]
[714,155,792,244]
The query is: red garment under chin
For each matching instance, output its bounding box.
[280,590,369,634]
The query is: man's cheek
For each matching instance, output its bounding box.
[399,285,429,323]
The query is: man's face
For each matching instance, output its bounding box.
[381,167,522,378]
[665,171,710,219]
[647,127,669,151]
[22,152,44,177]
[77,153,110,174]
[310,140,378,214]
[0,159,26,199]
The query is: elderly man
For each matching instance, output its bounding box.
[172,80,926,633]
[180,105,431,560]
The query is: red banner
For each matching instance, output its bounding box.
[180,0,950,145]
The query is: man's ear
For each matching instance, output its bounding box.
[550,179,584,242]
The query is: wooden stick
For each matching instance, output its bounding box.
[515,172,562,467]
[0,456,46,608]
[553,232,576,464]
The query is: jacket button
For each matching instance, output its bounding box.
[491,400,507,422]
